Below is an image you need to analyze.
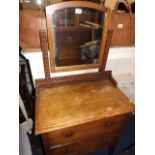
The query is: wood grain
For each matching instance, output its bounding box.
[35,79,134,135]
[45,114,130,146]
[39,30,51,81]
[19,10,46,48]
[100,29,114,72]
[46,1,108,12]
[48,132,119,155]
[35,71,116,89]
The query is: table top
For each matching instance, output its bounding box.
[35,79,134,135]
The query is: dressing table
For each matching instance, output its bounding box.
[35,1,134,155]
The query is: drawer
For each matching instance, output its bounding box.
[45,114,130,147]
[49,131,119,155]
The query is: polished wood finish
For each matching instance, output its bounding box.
[42,134,51,155]
[48,131,120,155]
[45,1,112,72]
[100,29,114,72]
[19,10,46,48]
[35,76,134,155]
[39,30,51,81]
[35,79,134,135]
[35,71,116,89]
[45,114,130,146]
[46,1,108,12]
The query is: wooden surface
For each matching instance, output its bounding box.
[39,31,51,81]
[48,132,119,155]
[46,1,108,12]
[100,29,114,72]
[35,79,134,135]
[35,71,117,89]
[19,10,46,48]
[45,114,129,146]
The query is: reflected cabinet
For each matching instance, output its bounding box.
[52,8,104,66]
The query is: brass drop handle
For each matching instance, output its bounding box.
[105,121,113,127]
[65,131,73,138]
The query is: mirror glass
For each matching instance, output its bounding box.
[51,7,106,67]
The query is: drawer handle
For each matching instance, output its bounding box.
[105,121,113,127]
[65,147,74,154]
[65,131,73,138]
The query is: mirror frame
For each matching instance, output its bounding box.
[45,1,112,72]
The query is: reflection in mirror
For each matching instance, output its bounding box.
[51,8,106,67]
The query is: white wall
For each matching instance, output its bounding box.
[22,47,135,80]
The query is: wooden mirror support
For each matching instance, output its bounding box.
[39,30,50,81]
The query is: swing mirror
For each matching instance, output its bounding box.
[45,1,111,72]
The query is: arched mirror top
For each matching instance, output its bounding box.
[45,1,111,72]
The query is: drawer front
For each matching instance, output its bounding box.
[45,114,130,147]
[49,132,119,155]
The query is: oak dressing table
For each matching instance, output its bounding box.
[35,1,135,155]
